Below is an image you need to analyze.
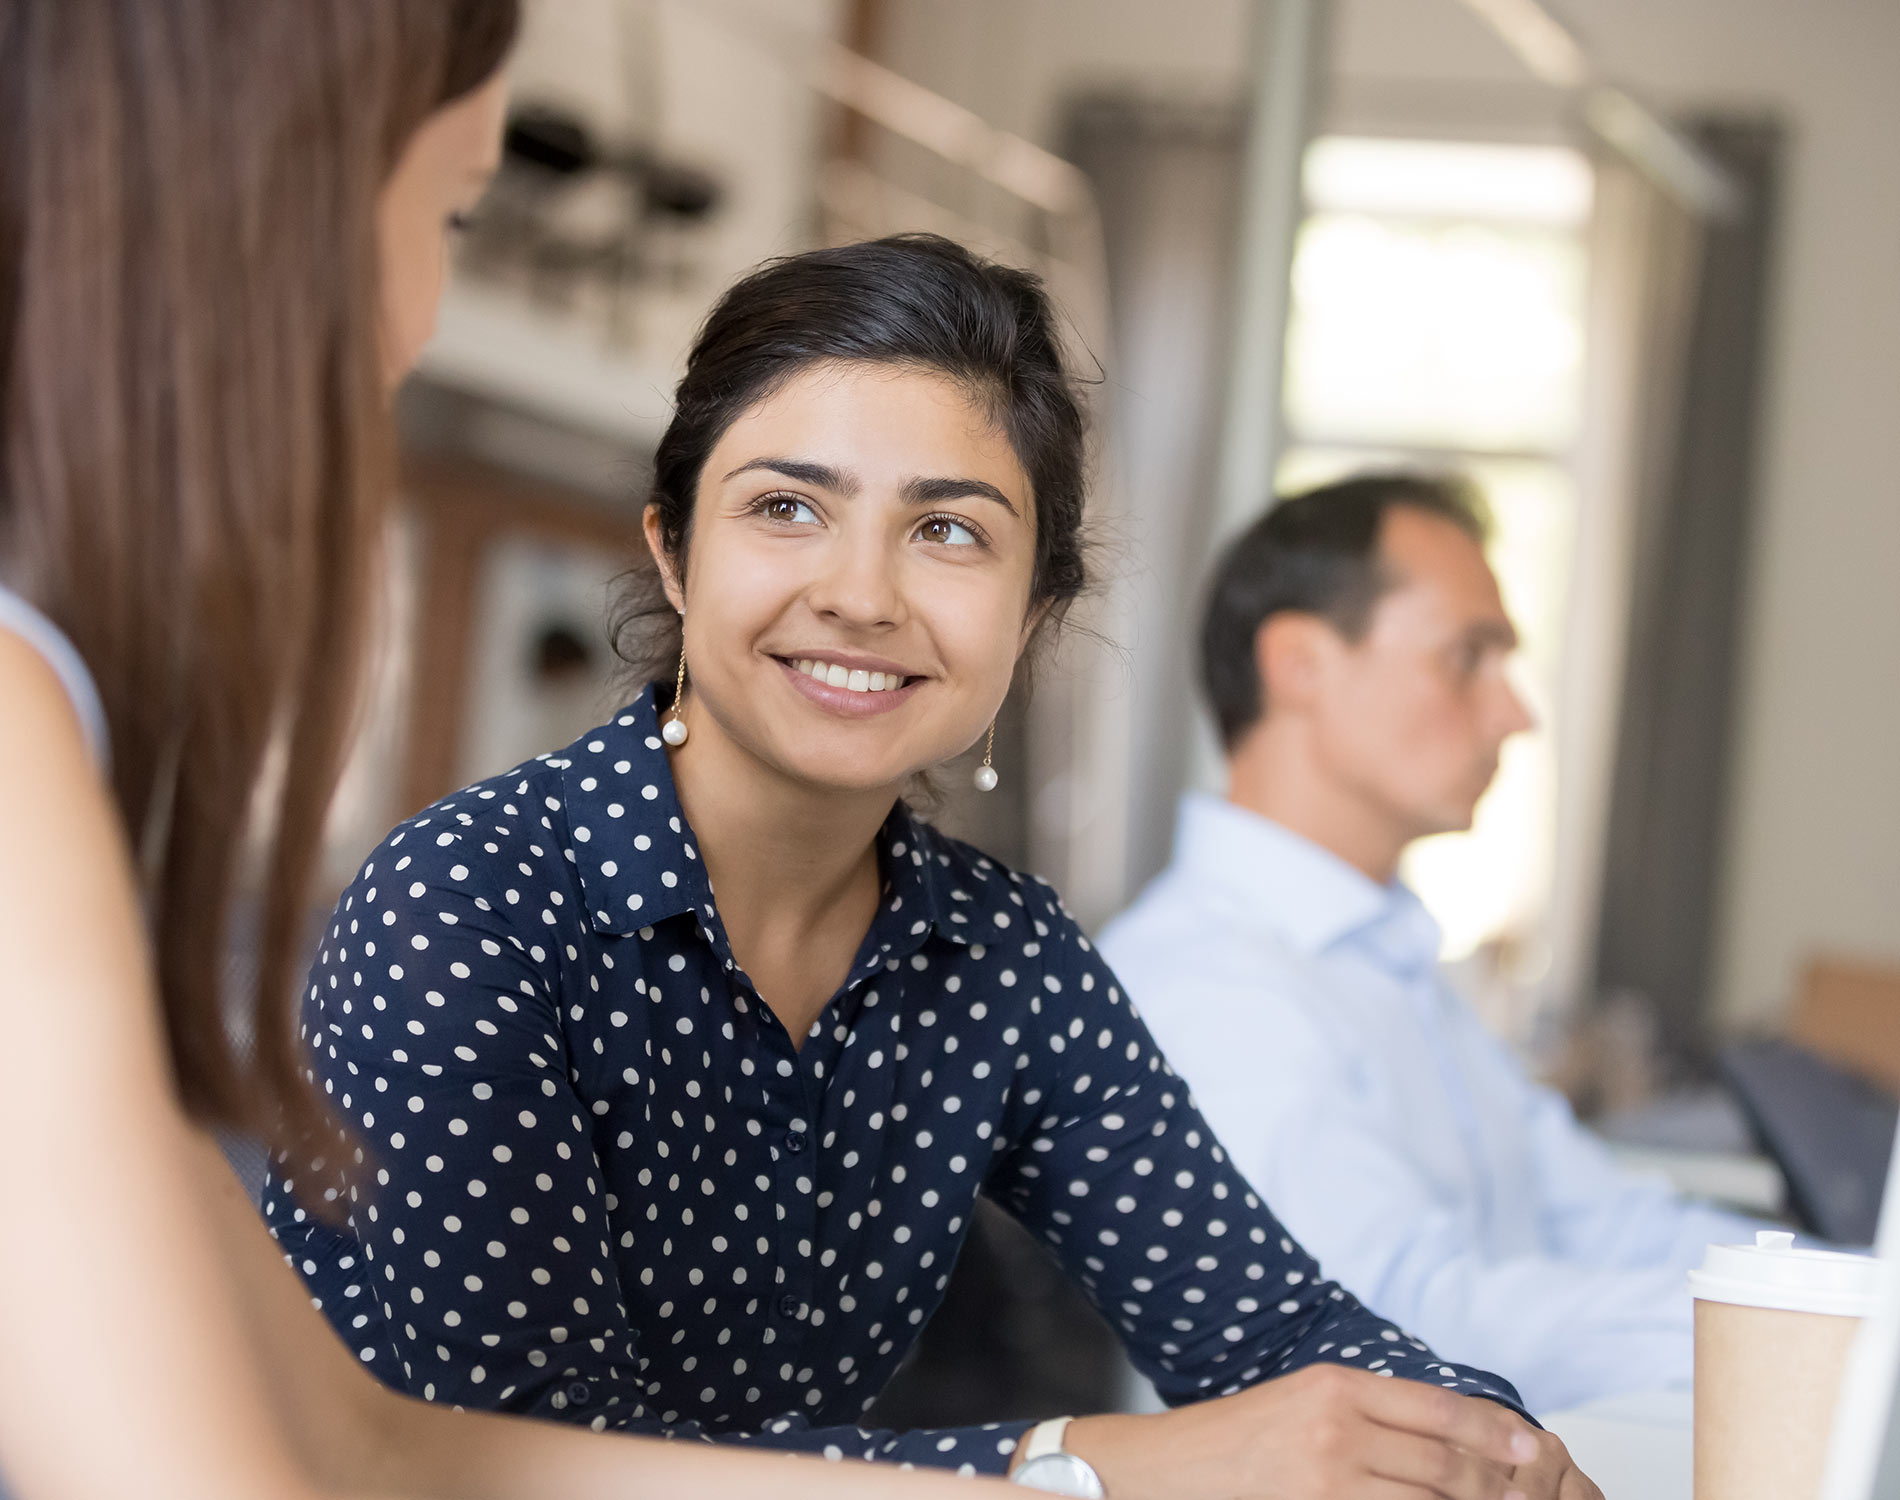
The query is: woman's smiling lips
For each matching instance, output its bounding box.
[774,652,924,718]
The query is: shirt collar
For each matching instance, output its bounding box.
[557,686,977,951]
[882,804,979,949]
[559,688,711,936]
[1169,791,1441,972]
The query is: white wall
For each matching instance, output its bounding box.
[1559,0,1900,1028]
[874,0,1248,143]
[875,0,1900,1028]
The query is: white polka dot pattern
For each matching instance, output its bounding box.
[263,688,1525,1472]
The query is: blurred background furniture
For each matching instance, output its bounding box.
[1721,1038,1897,1245]
[1790,959,1900,1098]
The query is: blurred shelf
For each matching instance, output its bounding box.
[417,279,679,449]
[1601,1141,1786,1218]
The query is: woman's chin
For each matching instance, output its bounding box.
[783,759,920,799]
[760,737,946,800]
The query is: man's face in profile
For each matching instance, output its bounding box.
[1307,507,1533,845]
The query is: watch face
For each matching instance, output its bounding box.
[1013,1452,1105,1498]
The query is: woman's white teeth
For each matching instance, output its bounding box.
[794,658,905,694]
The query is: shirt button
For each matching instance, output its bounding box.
[784,1130,806,1155]
[778,1294,802,1318]
[566,1380,592,1407]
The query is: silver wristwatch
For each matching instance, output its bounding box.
[1011,1416,1106,1497]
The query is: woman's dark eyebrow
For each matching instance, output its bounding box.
[901,475,1019,516]
[722,457,858,493]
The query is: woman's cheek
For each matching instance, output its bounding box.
[698,537,813,630]
[376,205,447,389]
[922,569,1031,688]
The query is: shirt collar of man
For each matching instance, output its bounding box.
[556,686,976,958]
[1171,791,1442,973]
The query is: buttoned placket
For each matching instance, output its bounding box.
[692,878,926,1353]
[554,702,999,1408]
[752,977,817,1338]
[678,909,800,1345]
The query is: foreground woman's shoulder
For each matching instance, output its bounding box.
[343,696,689,943]
[0,611,104,770]
[901,810,1067,899]
[898,811,1105,971]
[345,739,583,916]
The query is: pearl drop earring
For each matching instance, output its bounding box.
[661,639,689,747]
[973,720,998,792]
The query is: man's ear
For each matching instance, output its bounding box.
[1254,611,1331,716]
[642,505,686,612]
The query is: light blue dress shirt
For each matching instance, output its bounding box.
[1099,793,1763,1414]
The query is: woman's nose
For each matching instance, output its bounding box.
[808,529,903,629]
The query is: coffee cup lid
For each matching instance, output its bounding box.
[1688,1231,1887,1317]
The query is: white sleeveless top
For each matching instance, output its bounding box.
[0,583,110,769]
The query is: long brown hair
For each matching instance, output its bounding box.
[0,0,518,1144]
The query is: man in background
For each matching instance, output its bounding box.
[1100,473,1764,1414]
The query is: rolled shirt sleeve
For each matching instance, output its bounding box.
[983,882,1526,1414]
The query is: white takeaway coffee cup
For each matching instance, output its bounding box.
[1689,1231,1886,1500]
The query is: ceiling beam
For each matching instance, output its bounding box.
[1450,0,1744,218]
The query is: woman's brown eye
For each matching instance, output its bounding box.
[762,495,817,524]
[919,516,978,547]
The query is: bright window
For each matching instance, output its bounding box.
[1280,136,1592,986]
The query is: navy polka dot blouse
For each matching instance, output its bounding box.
[264,686,1524,1474]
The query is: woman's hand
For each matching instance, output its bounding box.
[1052,1365,1584,1500]
[1508,1428,1604,1500]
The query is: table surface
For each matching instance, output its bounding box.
[1543,1388,1694,1500]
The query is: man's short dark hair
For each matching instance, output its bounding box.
[1199,472,1491,749]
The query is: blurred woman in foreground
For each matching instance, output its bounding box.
[0,5,979,1497]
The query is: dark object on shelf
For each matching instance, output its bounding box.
[461,103,724,317]
[1722,1037,1897,1245]
[532,621,594,684]
[635,155,721,220]
[505,107,599,177]
[499,103,722,221]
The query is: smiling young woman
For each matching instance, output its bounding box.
[263,236,1597,1500]
[638,347,1058,1045]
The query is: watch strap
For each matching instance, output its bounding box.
[1022,1417,1076,1465]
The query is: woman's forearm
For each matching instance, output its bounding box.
[370,1396,1005,1500]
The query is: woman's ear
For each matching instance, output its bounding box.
[642,505,686,612]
